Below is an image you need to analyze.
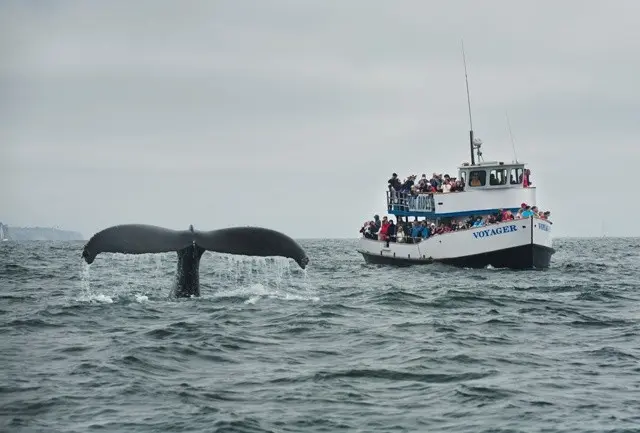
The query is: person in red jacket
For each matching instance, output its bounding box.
[378,216,390,241]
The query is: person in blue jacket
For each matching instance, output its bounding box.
[521,206,534,218]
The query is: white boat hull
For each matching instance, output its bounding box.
[356,217,554,269]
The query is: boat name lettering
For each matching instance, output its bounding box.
[538,223,550,232]
[472,225,518,239]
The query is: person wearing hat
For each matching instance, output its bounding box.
[388,173,401,191]
[373,215,381,231]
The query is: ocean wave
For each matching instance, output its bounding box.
[2,238,640,432]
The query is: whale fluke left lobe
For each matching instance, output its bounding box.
[82,224,193,264]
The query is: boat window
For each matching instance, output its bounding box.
[489,168,508,186]
[468,170,486,187]
[510,167,524,185]
[459,171,467,186]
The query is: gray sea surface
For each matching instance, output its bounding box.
[1,238,639,432]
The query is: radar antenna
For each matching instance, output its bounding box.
[461,40,483,165]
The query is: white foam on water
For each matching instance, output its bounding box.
[199,253,319,304]
[134,294,149,303]
[202,282,320,305]
[76,292,114,304]
[76,251,317,305]
[76,253,170,304]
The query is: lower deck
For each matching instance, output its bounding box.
[356,216,555,269]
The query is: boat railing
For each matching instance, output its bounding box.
[386,190,435,213]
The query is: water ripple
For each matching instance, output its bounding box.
[1,238,640,432]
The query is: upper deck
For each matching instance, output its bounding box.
[386,161,537,218]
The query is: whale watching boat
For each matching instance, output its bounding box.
[356,149,555,269]
[356,51,555,269]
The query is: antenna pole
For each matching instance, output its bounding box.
[505,111,518,162]
[461,40,475,165]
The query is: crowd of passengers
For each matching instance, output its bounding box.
[359,203,552,243]
[387,168,533,196]
[388,172,465,195]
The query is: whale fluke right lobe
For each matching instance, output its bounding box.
[194,226,309,269]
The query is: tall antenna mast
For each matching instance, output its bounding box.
[461,39,475,165]
[505,111,518,162]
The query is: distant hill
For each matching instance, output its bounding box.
[0,223,84,241]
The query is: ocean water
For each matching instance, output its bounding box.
[1,238,639,433]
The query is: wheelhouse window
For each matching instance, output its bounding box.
[489,168,508,186]
[459,171,467,186]
[510,167,524,185]
[468,170,486,187]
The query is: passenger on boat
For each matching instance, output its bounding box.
[396,225,406,243]
[521,206,535,218]
[388,173,401,192]
[410,221,422,242]
[472,216,486,228]
[378,216,390,241]
[492,209,515,222]
[404,176,417,193]
[442,178,452,193]
[520,169,532,187]
[406,221,430,243]
[425,221,433,238]
[400,220,413,241]
[417,174,429,192]
[359,221,378,239]
[387,219,397,242]
[469,172,482,187]
[428,173,440,190]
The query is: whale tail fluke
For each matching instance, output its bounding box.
[81,223,309,298]
[82,224,309,269]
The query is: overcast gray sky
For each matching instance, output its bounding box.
[2,0,638,238]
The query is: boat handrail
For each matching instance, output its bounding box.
[386,191,435,213]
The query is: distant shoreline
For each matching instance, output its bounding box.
[0,224,84,241]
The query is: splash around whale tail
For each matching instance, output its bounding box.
[81,224,309,269]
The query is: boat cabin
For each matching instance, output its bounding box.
[458,161,527,189]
